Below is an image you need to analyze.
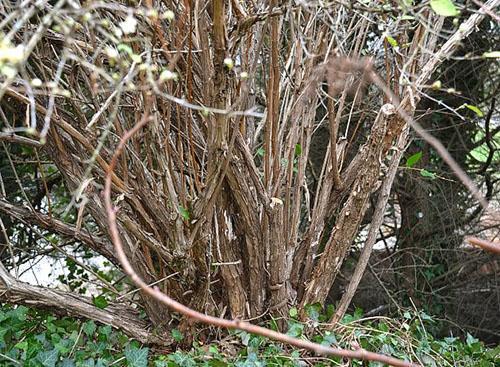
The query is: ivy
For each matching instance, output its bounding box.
[0,304,497,366]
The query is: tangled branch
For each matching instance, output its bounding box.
[103,116,419,367]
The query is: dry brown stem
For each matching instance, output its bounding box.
[103,116,419,367]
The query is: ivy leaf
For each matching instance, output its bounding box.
[405,151,422,168]
[321,332,337,347]
[286,321,304,337]
[92,295,108,309]
[15,340,28,351]
[60,359,76,367]
[430,0,459,17]
[83,320,96,337]
[239,331,250,346]
[168,352,196,367]
[171,328,183,342]
[36,349,59,367]
[125,346,149,367]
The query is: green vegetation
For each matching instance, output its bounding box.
[1,304,497,366]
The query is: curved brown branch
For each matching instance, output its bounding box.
[103,118,419,367]
[467,237,500,254]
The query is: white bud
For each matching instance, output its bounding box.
[159,69,177,81]
[240,71,249,79]
[82,12,92,22]
[0,44,25,63]
[1,65,17,78]
[270,197,283,209]
[60,89,71,98]
[113,27,123,38]
[162,10,175,21]
[105,47,119,59]
[119,15,137,35]
[131,54,142,63]
[224,57,234,69]
[31,78,43,87]
[431,80,442,90]
[146,9,158,18]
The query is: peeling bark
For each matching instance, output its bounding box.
[300,105,395,309]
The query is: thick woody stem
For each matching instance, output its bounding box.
[103,114,419,367]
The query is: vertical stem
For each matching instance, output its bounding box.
[330,128,409,324]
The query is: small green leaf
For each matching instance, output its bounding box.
[482,51,500,58]
[469,145,489,162]
[239,331,250,346]
[286,321,304,337]
[321,332,337,347]
[420,169,436,179]
[294,143,302,157]
[179,206,190,221]
[15,340,28,350]
[385,34,398,48]
[92,295,108,309]
[256,147,265,157]
[406,151,422,167]
[81,359,95,367]
[305,303,321,322]
[209,345,218,354]
[463,104,484,117]
[83,321,96,337]
[117,43,133,55]
[125,346,149,367]
[171,328,183,342]
[60,359,76,367]
[36,349,59,367]
[430,0,459,17]
[289,307,298,318]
